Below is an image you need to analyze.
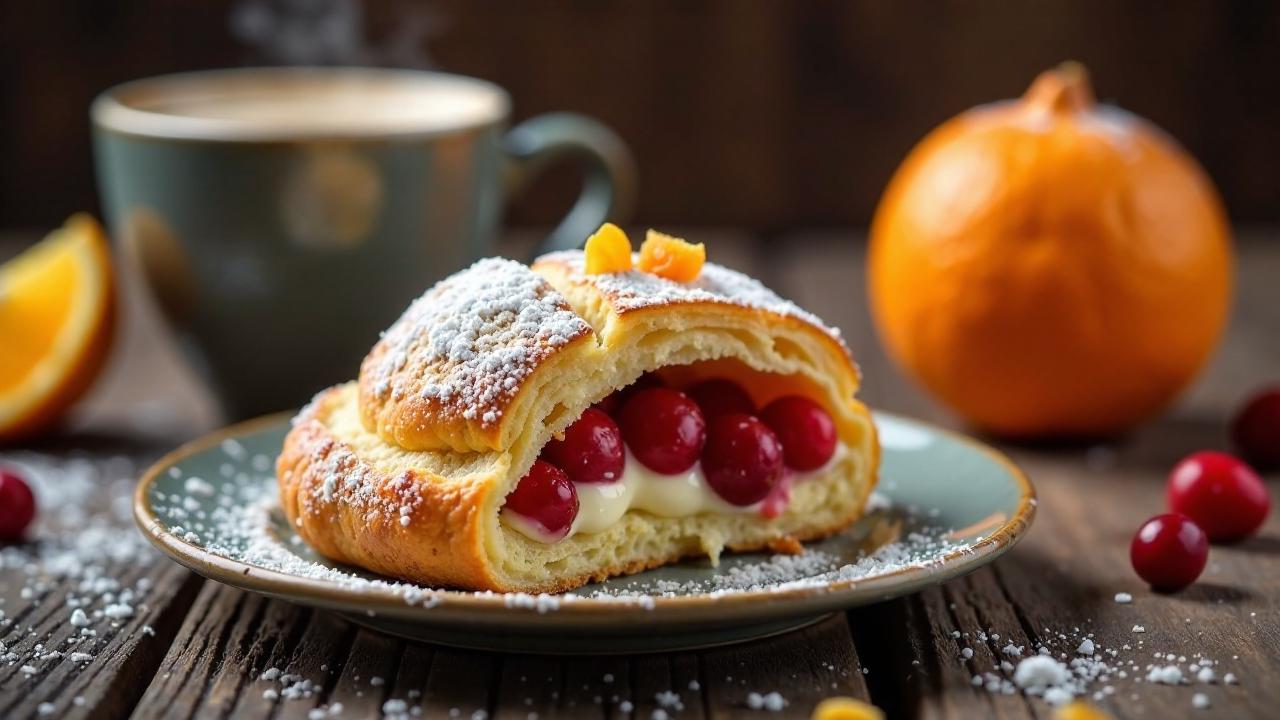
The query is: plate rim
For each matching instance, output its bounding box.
[133,410,1036,620]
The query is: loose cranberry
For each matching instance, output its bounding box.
[702,414,784,506]
[1167,451,1270,542]
[1232,387,1280,471]
[503,460,578,540]
[619,388,706,474]
[687,379,756,420]
[1130,513,1209,592]
[761,395,838,471]
[0,469,36,542]
[595,372,665,416]
[541,408,625,484]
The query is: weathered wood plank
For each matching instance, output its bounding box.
[0,446,204,720]
[701,613,871,719]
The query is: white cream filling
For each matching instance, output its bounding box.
[502,443,848,543]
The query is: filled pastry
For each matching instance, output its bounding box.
[277,226,879,593]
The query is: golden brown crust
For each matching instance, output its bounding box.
[278,386,506,589]
[357,257,595,453]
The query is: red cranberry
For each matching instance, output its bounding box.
[1167,451,1270,542]
[760,472,794,519]
[503,460,578,540]
[0,469,36,542]
[1233,387,1280,471]
[761,395,838,471]
[1130,513,1208,592]
[687,378,756,420]
[702,414,784,506]
[541,408,625,484]
[595,372,665,416]
[619,388,706,474]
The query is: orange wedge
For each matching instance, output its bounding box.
[0,215,115,441]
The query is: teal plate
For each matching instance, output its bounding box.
[134,412,1034,654]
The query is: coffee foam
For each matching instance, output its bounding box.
[94,68,508,140]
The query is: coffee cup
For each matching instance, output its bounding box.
[92,67,634,419]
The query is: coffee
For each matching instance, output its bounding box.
[96,68,507,140]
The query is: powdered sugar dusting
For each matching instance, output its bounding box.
[366,257,592,427]
[297,440,423,527]
[538,251,847,348]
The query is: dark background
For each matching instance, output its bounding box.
[2,0,1278,233]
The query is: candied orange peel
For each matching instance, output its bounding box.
[637,229,705,282]
[583,222,633,274]
[811,697,885,720]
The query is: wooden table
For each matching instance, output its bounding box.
[1,230,1276,719]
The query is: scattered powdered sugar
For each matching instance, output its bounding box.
[539,250,847,349]
[654,690,683,712]
[184,476,215,497]
[1013,656,1072,693]
[1146,665,1184,684]
[0,452,162,694]
[950,614,1244,709]
[745,691,787,711]
[367,257,592,427]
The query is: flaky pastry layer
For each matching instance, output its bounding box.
[278,252,880,592]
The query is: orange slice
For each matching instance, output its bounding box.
[0,215,115,441]
[637,229,705,282]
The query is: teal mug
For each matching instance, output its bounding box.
[92,67,635,420]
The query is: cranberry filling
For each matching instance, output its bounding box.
[595,371,665,415]
[542,408,625,484]
[701,414,784,506]
[687,378,756,420]
[761,395,837,471]
[509,375,843,538]
[618,387,706,474]
[503,460,578,540]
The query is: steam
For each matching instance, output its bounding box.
[231,0,444,67]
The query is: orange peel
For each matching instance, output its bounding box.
[637,229,705,282]
[583,222,633,274]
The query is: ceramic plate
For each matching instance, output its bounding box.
[134,412,1034,654]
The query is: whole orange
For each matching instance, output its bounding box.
[868,63,1233,437]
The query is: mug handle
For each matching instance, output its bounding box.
[503,113,637,256]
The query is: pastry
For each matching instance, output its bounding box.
[277,228,879,593]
